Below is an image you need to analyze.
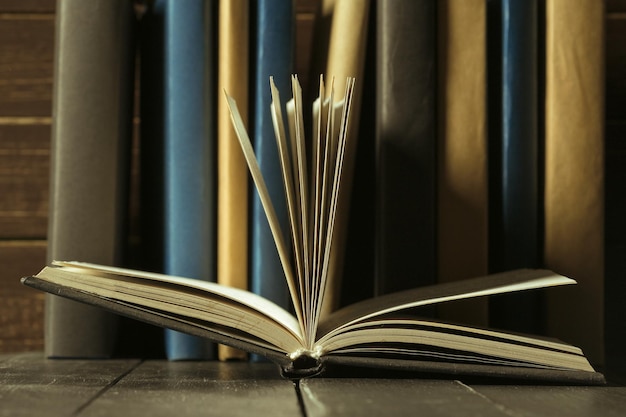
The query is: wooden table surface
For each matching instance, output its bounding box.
[2,352,626,417]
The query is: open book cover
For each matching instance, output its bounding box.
[22,76,604,384]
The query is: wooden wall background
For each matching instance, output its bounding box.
[0,0,624,366]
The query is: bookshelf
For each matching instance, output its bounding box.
[0,0,623,379]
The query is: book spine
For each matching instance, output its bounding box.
[45,0,136,358]
[375,0,437,295]
[154,0,217,360]
[544,0,604,364]
[217,0,249,360]
[436,0,489,326]
[488,0,541,333]
[250,1,293,310]
[314,0,371,317]
[339,7,377,308]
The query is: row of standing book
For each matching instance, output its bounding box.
[45,0,604,366]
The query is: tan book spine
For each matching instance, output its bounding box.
[315,0,370,318]
[544,0,605,365]
[217,0,249,360]
[436,0,489,326]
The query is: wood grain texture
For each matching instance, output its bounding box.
[80,361,300,417]
[0,1,55,12]
[0,15,54,117]
[301,379,504,417]
[0,241,46,353]
[303,378,626,416]
[0,123,50,239]
[0,352,140,415]
[3,354,626,416]
[474,385,626,417]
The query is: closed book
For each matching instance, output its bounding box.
[436,0,489,326]
[250,0,293,316]
[150,0,217,360]
[544,0,605,365]
[45,0,136,358]
[217,0,249,360]
[312,0,371,317]
[488,0,541,333]
[376,0,436,295]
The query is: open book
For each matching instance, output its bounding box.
[23,76,603,383]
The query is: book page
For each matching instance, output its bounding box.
[318,319,594,372]
[312,78,355,336]
[226,77,355,351]
[316,269,575,341]
[46,262,304,352]
[224,92,306,335]
[269,79,304,318]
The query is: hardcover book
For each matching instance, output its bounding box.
[150,0,216,360]
[45,0,136,358]
[24,77,603,384]
[216,0,250,361]
[376,0,436,294]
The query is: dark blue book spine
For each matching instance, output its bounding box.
[250,1,293,312]
[489,0,539,332]
[501,0,538,268]
[156,0,216,360]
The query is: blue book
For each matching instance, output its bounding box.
[489,0,539,332]
[250,1,293,314]
[501,0,538,268]
[153,0,216,360]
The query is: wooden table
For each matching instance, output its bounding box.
[2,352,626,416]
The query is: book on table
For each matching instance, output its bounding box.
[23,75,604,384]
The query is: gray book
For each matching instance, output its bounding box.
[45,0,136,358]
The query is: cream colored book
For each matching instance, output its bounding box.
[23,77,603,384]
[544,0,605,366]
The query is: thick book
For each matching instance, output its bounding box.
[436,0,489,326]
[544,0,604,365]
[216,0,249,361]
[151,0,216,360]
[24,77,604,384]
[488,0,541,333]
[376,0,436,294]
[45,0,136,358]
[250,0,293,315]
[310,0,370,317]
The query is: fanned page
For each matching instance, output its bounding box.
[225,76,355,350]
